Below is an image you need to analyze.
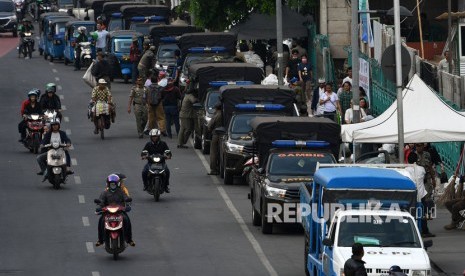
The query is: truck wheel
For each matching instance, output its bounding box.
[252,203,261,226]
[305,235,310,276]
[13,30,18,37]
[64,58,69,65]
[220,156,224,179]
[224,169,233,185]
[261,201,273,234]
[201,132,210,155]
[123,74,129,84]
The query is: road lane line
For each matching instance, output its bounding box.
[59,94,64,100]
[71,158,77,166]
[66,129,71,135]
[64,116,69,122]
[78,195,85,203]
[57,85,62,90]
[55,77,60,82]
[192,144,278,276]
[74,176,81,184]
[52,68,57,73]
[91,272,100,276]
[49,62,54,66]
[62,105,67,111]
[86,242,95,253]
[82,216,90,226]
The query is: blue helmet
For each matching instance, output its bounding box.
[106,174,121,192]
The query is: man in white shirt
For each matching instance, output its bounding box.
[95,24,109,53]
[438,50,454,76]
[311,78,326,115]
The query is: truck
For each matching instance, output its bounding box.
[248,116,341,234]
[301,165,432,276]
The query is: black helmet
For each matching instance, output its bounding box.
[114,173,127,180]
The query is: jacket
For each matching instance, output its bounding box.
[91,59,111,80]
[343,257,368,276]
[129,43,141,63]
[138,49,154,70]
[40,94,61,110]
[23,102,43,115]
[179,93,197,119]
[98,188,130,208]
[142,140,170,156]
[207,109,223,132]
[41,130,71,146]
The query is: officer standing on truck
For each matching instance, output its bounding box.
[343,243,368,276]
[208,102,223,175]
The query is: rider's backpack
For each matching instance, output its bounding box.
[148,84,164,106]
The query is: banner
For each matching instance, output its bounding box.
[359,58,370,104]
[359,0,374,47]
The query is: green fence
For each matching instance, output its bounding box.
[345,47,463,178]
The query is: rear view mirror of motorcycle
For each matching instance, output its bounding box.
[94,199,102,204]
[141,150,149,157]
[164,150,171,156]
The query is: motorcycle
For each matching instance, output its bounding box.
[14,0,25,21]
[43,142,68,189]
[23,114,44,154]
[141,149,171,202]
[77,42,93,68]
[19,32,34,59]
[89,101,113,140]
[43,109,58,124]
[94,198,132,260]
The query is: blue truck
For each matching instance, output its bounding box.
[300,165,432,276]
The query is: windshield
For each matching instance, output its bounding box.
[230,114,274,134]
[157,44,179,60]
[268,153,335,176]
[130,23,162,35]
[113,38,132,53]
[206,92,220,114]
[55,22,66,34]
[0,1,14,12]
[108,19,122,32]
[182,55,204,75]
[337,215,421,248]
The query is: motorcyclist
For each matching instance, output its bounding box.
[40,83,62,121]
[109,172,130,196]
[91,78,112,134]
[18,90,43,142]
[74,26,89,71]
[18,19,35,56]
[141,129,171,192]
[20,88,40,116]
[96,174,135,247]
[36,118,73,175]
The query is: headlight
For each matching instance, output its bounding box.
[152,157,161,162]
[155,63,162,69]
[53,39,62,45]
[205,116,212,123]
[265,186,286,198]
[412,270,429,276]
[226,142,244,153]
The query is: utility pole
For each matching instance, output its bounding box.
[448,0,452,74]
[394,0,405,162]
[351,0,360,160]
[276,0,284,85]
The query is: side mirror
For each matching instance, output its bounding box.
[141,150,148,157]
[423,239,433,249]
[164,149,172,157]
[214,127,226,135]
[193,103,203,110]
[257,168,265,175]
[125,197,133,203]
[322,238,333,247]
[94,199,101,204]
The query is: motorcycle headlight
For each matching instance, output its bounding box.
[152,157,161,162]
[122,55,130,61]
[205,116,212,124]
[412,270,430,276]
[53,39,62,45]
[226,142,244,153]
[265,186,286,198]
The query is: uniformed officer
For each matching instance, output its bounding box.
[208,102,223,175]
[127,77,148,138]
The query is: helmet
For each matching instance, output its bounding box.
[389,266,402,273]
[45,83,56,93]
[106,174,121,192]
[28,89,40,98]
[50,118,61,126]
[78,26,86,33]
[149,129,161,137]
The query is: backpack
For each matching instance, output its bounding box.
[148,84,163,106]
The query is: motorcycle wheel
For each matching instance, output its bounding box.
[111,238,118,260]
[153,177,161,202]
[43,52,47,60]
[28,44,32,59]
[53,174,61,189]
[99,117,105,140]
[32,135,40,154]
[13,30,18,37]
[123,74,129,84]
[64,58,69,65]
[39,49,43,56]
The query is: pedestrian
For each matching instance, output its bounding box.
[343,243,367,276]
[343,66,353,85]
[177,89,198,148]
[285,49,300,82]
[162,78,181,138]
[405,152,434,237]
[337,81,353,123]
[242,43,264,68]
[416,143,436,200]
[291,39,307,58]
[298,54,313,104]
[208,102,223,175]
[127,77,148,138]
[319,83,341,122]
[172,49,182,85]
[289,77,307,116]
[129,37,141,84]
[438,50,454,76]
[344,100,368,124]
[73,26,88,71]
[311,78,326,115]
[389,265,407,276]
[91,52,112,90]
[95,23,109,53]
[138,43,155,81]
[444,175,465,230]
[147,73,167,136]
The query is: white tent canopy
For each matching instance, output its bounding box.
[341,74,465,143]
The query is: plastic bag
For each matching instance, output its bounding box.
[83,62,96,88]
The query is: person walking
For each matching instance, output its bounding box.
[147,73,167,135]
[177,89,198,148]
[162,78,181,138]
[285,49,300,82]
[138,43,155,81]
[95,23,109,53]
[127,77,148,138]
[337,81,353,123]
[298,54,313,105]
[91,52,112,89]
[311,78,326,115]
[208,103,223,175]
[129,37,141,84]
[343,243,368,276]
[319,83,341,122]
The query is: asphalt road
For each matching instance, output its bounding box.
[1,30,463,276]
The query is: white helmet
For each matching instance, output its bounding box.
[50,118,61,126]
[78,26,87,33]
[149,129,161,137]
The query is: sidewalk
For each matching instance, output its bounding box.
[428,207,465,276]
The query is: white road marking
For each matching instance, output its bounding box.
[69,144,74,150]
[192,142,278,276]
[59,94,64,100]
[64,116,69,122]
[91,272,100,276]
[49,62,54,66]
[65,129,71,135]
[82,216,90,227]
[52,68,57,73]
[57,85,62,90]
[35,36,40,40]
[61,105,67,111]
[74,175,81,184]
[86,242,95,253]
[71,158,77,166]
[78,195,85,203]
[55,77,60,82]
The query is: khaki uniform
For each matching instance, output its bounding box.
[417,151,434,197]
[129,86,148,136]
[178,93,197,146]
[208,109,223,173]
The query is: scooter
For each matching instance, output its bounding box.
[77,42,93,68]
[141,150,171,202]
[89,101,112,140]
[43,142,68,189]
[94,198,132,260]
[23,114,43,154]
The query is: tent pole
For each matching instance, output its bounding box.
[276,1,284,85]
